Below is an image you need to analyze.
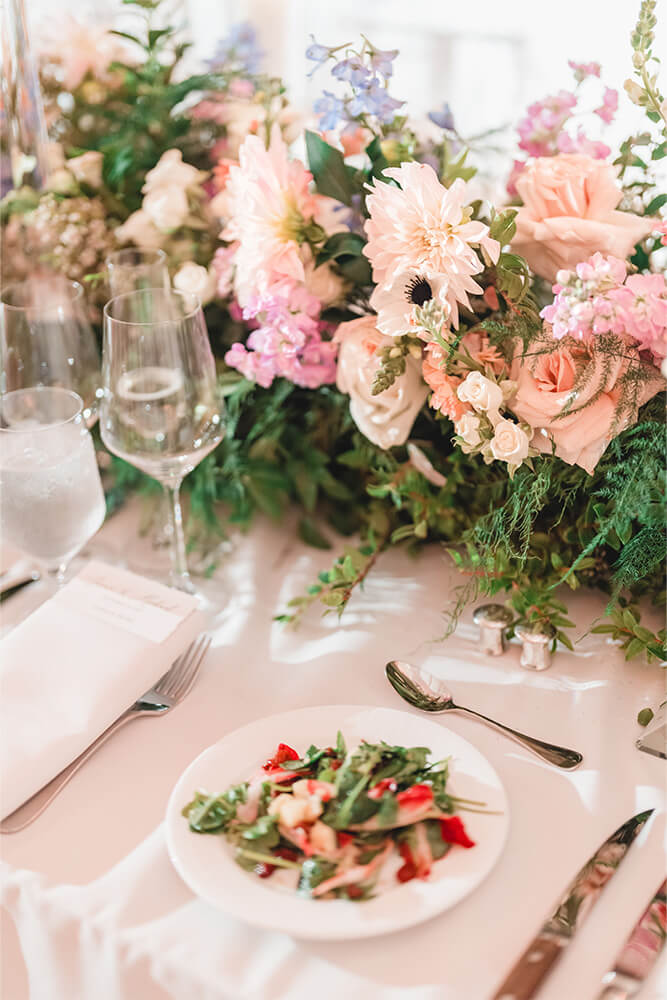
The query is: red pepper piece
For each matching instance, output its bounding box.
[396,783,434,809]
[336,831,354,847]
[346,885,364,899]
[255,862,275,878]
[263,742,300,771]
[367,778,398,800]
[329,759,342,771]
[396,841,417,883]
[440,815,476,848]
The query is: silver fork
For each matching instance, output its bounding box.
[0,634,211,834]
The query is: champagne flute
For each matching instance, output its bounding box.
[100,288,223,593]
[0,276,101,426]
[0,387,106,584]
[106,248,170,297]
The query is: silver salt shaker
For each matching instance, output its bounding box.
[514,621,557,671]
[472,604,514,656]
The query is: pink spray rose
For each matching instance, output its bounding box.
[512,155,655,282]
[510,337,660,474]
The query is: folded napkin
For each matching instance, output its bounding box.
[0,561,203,819]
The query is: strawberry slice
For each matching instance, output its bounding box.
[440,815,475,848]
[396,784,434,809]
[367,778,398,800]
[263,743,300,771]
[396,841,417,883]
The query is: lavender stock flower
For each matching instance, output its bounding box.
[208,22,263,74]
[368,45,398,80]
[314,91,349,131]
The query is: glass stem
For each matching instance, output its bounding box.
[163,480,193,592]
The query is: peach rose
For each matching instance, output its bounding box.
[510,339,658,474]
[512,155,654,281]
[336,316,428,449]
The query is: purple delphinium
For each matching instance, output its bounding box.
[208,22,263,75]
[428,102,455,131]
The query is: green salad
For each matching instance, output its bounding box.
[182,734,481,901]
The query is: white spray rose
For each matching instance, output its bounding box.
[455,413,482,448]
[489,419,530,466]
[67,151,103,188]
[457,371,504,418]
[173,262,217,305]
[335,315,428,450]
[143,185,189,232]
[114,209,164,249]
[142,149,206,193]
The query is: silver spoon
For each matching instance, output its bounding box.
[386,660,583,770]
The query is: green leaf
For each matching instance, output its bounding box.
[298,517,332,550]
[305,131,354,205]
[638,708,655,727]
[625,637,645,659]
[321,590,344,607]
[646,193,667,215]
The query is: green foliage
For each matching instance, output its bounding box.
[592,602,666,663]
[305,131,357,205]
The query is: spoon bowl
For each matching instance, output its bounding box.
[385,659,583,770]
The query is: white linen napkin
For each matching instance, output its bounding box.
[0,561,203,819]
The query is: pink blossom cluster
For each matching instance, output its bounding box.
[541,253,667,360]
[517,91,577,157]
[224,285,338,389]
[568,60,601,83]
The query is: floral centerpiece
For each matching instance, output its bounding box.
[2,0,665,666]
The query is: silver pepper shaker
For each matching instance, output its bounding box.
[472,604,514,656]
[514,621,557,671]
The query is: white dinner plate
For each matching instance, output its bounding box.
[165,704,509,940]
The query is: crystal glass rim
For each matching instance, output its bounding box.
[0,386,84,433]
[105,247,168,268]
[1,277,85,312]
[103,287,201,327]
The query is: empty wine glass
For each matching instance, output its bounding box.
[100,287,223,592]
[106,248,170,297]
[0,387,106,584]
[0,276,101,426]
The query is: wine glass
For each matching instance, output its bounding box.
[106,248,172,553]
[0,387,106,584]
[0,276,101,426]
[106,248,170,297]
[100,288,223,593]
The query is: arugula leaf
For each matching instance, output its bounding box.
[298,858,337,896]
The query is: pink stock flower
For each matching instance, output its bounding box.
[422,343,470,422]
[506,159,526,198]
[224,286,337,389]
[556,127,610,159]
[595,87,619,125]
[512,155,654,281]
[516,90,577,157]
[568,60,602,83]
[213,243,239,299]
[541,253,667,360]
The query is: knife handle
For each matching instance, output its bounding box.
[492,934,566,1000]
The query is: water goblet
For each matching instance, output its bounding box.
[0,386,106,584]
[106,248,170,298]
[100,287,224,593]
[0,276,101,426]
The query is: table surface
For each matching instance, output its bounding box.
[1,501,666,1000]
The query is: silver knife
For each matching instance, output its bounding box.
[492,810,654,1000]
[596,879,667,999]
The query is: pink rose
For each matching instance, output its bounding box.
[512,155,654,281]
[510,337,659,474]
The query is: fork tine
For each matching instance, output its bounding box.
[156,634,209,701]
[169,635,211,702]
[153,636,202,699]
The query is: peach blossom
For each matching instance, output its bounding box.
[512,155,654,282]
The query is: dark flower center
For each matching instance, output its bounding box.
[405,276,433,307]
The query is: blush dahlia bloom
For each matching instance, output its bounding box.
[363,163,499,330]
[222,125,320,305]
